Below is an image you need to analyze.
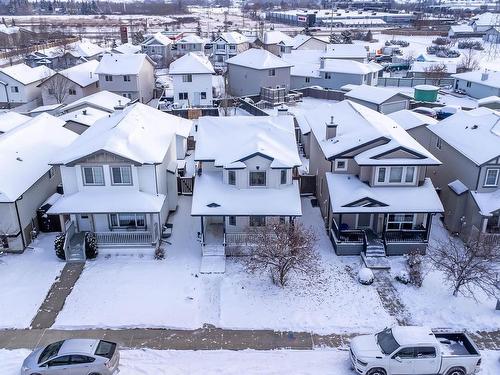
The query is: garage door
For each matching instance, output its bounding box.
[380,100,409,114]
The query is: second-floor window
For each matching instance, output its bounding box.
[249,171,266,187]
[268,69,276,76]
[376,166,416,185]
[105,75,113,82]
[68,88,76,95]
[123,75,131,82]
[111,166,132,185]
[335,159,348,171]
[182,74,193,82]
[82,166,104,186]
[484,168,499,187]
[280,169,287,184]
[10,86,18,93]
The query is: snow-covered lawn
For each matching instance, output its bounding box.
[54,197,393,333]
[1,348,499,375]
[390,216,499,331]
[0,234,63,329]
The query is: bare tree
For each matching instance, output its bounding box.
[45,74,73,104]
[423,63,448,85]
[429,235,500,299]
[457,47,480,73]
[244,222,319,287]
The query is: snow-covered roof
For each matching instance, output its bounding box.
[449,25,473,33]
[451,71,500,89]
[95,53,154,75]
[388,109,438,131]
[294,113,311,135]
[61,91,131,113]
[320,59,382,75]
[195,115,301,169]
[471,189,500,216]
[191,171,302,216]
[410,61,457,74]
[29,103,65,114]
[325,44,368,60]
[448,179,469,195]
[52,103,178,166]
[59,107,110,127]
[176,34,205,44]
[0,113,77,202]
[226,48,292,70]
[47,60,99,87]
[262,30,292,45]
[112,43,141,55]
[47,190,166,214]
[68,41,104,58]
[282,34,325,49]
[169,53,215,75]
[0,63,54,85]
[478,95,500,106]
[472,12,499,27]
[217,31,248,45]
[143,32,173,46]
[0,112,30,134]
[326,173,443,214]
[305,100,440,165]
[427,108,500,165]
[345,85,409,105]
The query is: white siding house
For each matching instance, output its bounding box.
[211,32,249,67]
[452,71,500,99]
[141,32,173,68]
[0,64,54,106]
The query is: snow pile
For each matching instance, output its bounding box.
[358,268,374,285]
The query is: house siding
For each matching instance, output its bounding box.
[227,64,291,97]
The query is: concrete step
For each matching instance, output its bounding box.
[203,245,225,256]
[361,253,391,270]
[200,255,226,274]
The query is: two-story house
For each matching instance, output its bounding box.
[39,60,100,106]
[426,108,500,241]
[0,114,78,252]
[191,115,302,266]
[169,53,215,108]
[141,32,173,68]
[226,48,293,97]
[307,100,443,264]
[0,63,54,106]
[95,54,155,103]
[211,32,249,67]
[172,34,206,58]
[48,103,180,261]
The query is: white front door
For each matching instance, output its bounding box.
[77,214,92,232]
[193,92,201,106]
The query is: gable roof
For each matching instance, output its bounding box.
[61,90,131,113]
[59,107,110,127]
[143,32,173,46]
[428,107,500,165]
[0,113,77,202]
[176,34,205,44]
[169,53,215,75]
[345,85,409,105]
[451,71,500,89]
[68,41,104,58]
[95,53,154,75]
[52,103,179,165]
[0,112,30,134]
[0,63,54,85]
[262,30,293,45]
[112,43,141,55]
[321,59,383,75]
[226,48,292,70]
[388,109,438,131]
[195,115,301,169]
[216,31,248,45]
[43,60,99,88]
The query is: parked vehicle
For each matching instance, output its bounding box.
[22,339,120,375]
[412,107,438,118]
[349,326,482,375]
[435,105,461,120]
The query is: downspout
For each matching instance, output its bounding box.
[0,81,10,109]
[154,164,159,195]
[14,197,25,248]
[326,159,333,233]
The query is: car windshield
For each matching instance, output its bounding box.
[38,341,64,364]
[376,328,400,355]
[95,341,116,359]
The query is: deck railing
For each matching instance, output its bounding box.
[383,230,428,243]
[225,233,260,246]
[95,231,153,246]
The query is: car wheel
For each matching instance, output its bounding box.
[366,368,387,375]
[446,368,466,375]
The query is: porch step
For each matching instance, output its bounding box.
[361,253,391,270]
[366,247,386,257]
[67,232,85,262]
[200,255,226,274]
[202,244,225,256]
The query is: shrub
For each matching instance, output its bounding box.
[84,232,98,259]
[432,37,451,45]
[54,233,66,260]
[405,250,424,287]
[155,246,165,260]
[395,270,410,285]
[358,267,374,285]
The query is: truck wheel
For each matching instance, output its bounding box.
[366,369,387,375]
[446,368,466,375]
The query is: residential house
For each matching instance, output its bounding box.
[172,34,206,58]
[448,24,474,38]
[256,30,293,55]
[40,60,100,106]
[142,32,173,67]
[0,114,78,252]
[47,103,180,260]
[344,85,411,114]
[307,100,442,259]
[471,12,499,33]
[279,34,328,55]
[95,54,155,103]
[484,27,500,43]
[408,61,457,78]
[478,95,500,110]
[388,109,438,147]
[59,90,132,114]
[226,48,292,97]
[59,41,105,68]
[169,52,215,108]
[112,43,141,55]
[452,71,500,99]
[426,108,500,241]
[191,115,302,260]
[0,112,29,135]
[0,63,54,106]
[211,32,249,67]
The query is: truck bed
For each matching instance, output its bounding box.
[435,333,480,356]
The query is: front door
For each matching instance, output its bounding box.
[193,92,201,106]
[356,213,373,229]
[77,214,92,232]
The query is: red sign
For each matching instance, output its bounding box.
[120,26,128,44]
[297,15,307,22]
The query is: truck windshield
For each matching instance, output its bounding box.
[376,328,400,355]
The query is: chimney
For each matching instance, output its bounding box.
[481,71,489,81]
[114,99,125,111]
[326,115,338,140]
[277,104,288,116]
[82,109,87,115]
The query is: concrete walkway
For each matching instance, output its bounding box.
[30,262,85,329]
[373,270,412,326]
[0,328,498,351]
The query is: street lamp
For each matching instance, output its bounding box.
[0,80,10,109]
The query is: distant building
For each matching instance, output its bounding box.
[211,32,249,67]
[452,71,500,99]
[141,32,173,68]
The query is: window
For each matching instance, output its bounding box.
[376,166,416,185]
[249,216,265,227]
[217,44,225,50]
[389,167,403,183]
[123,75,131,82]
[393,348,415,359]
[268,68,276,76]
[229,45,236,50]
[10,86,18,93]
[182,74,193,82]
[377,167,386,183]
[111,166,132,185]
[68,88,76,95]
[466,81,471,87]
[335,159,348,171]
[82,166,104,185]
[122,93,132,99]
[228,170,236,185]
[110,213,146,229]
[325,72,332,79]
[436,137,442,150]
[416,347,436,359]
[484,168,499,187]
[179,92,188,100]
[70,355,95,364]
[249,171,266,186]
[201,92,207,99]
[105,75,113,82]
[405,166,415,183]
[387,214,415,231]
[48,88,55,95]
[48,167,55,179]
[47,355,71,367]
[229,216,236,226]
[305,77,310,83]
[280,169,287,184]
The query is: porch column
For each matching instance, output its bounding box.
[200,216,204,244]
[425,213,432,241]
[481,217,488,233]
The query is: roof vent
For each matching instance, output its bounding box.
[471,124,478,129]
[207,202,220,208]
[16,157,22,162]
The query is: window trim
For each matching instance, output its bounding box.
[375,166,417,185]
[110,165,133,186]
[182,74,193,82]
[484,168,499,187]
[249,171,266,187]
[228,216,236,226]
[105,75,113,82]
[335,159,348,171]
[123,75,131,82]
[268,68,276,76]
[228,170,236,186]
[109,213,146,229]
[82,166,105,186]
[386,213,416,231]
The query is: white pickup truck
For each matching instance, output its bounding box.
[349,326,482,375]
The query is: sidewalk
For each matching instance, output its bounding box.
[0,327,498,351]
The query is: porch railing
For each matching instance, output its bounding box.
[383,230,428,243]
[95,231,154,246]
[331,220,365,243]
[225,233,260,246]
